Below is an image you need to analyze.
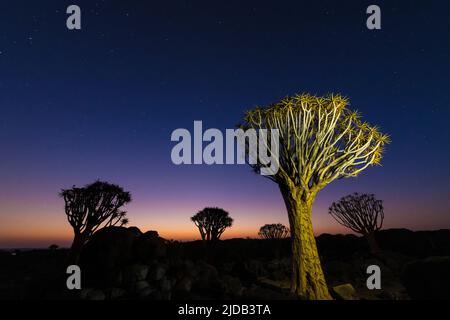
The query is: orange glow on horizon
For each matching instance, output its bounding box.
[1,196,449,248]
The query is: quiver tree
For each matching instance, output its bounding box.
[191,207,233,241]
[259,223,290,239]
[120,218,130,227]
[329,193,384,254]
[60,180,131,264]
[239,93,389,299]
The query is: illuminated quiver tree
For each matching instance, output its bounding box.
[239,93,390,299]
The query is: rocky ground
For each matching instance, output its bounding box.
[1,227,450,300]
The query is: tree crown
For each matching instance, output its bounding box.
[191,207,233,241]
[239,93,390,195]
[329,192,384,235]
[259,223,290,239]
[60,180,131,236]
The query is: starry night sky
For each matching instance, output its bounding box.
[0,0,449,247]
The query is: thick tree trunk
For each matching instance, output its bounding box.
[281,186,332,300]
[365,231,381,255]
[67,233,86,265]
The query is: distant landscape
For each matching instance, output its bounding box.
[1,227,450,300]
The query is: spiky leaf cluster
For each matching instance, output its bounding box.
[239,93,390,193]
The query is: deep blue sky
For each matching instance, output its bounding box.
[0,0,449,247]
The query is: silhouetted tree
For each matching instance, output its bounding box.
[329,193,384,254]
[120,218,130,227]
[60,180,131,264]
[48,244,59,251]
[259,223,290,239]
[239,93,389,299]
[191,207,233,241]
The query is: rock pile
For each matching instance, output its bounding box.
[78,226,266,300]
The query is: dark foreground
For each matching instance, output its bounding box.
[1,228,450,300]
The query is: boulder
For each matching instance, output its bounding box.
[127,264,149,281]
[270,269,287,281]
[79,227,168,289]
[376,229,427,257]
[134,280,150,292]
[174,276,192,292]
[376,251,413,275]
[401,256,450,299]
[317,234,363,259]
[266,260,281,271]
[80,227,136,288]
[173,276,193,299]
[242,285,294,300]
[128,226,143,237]
[80,288,94,300]
[257,277,290,293]
[246,259,266,277]
[219,262,235,274]
[349,254,395,280]
[192,277,222,297]
[332,284,358,300]
[107,287,126,300]
[196,260,218,280]
[191,261,221,295]
[137,286,157,298]
[147,263,166,282]
[85,289,106,301]
[160,291,172,300]
[169,259,187,280]
[220,275,243,297]
[158,277,172,292]
[324,260,354,283]
[231,261,257,284]
[183,260,198,278]
[133,231,167,262]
